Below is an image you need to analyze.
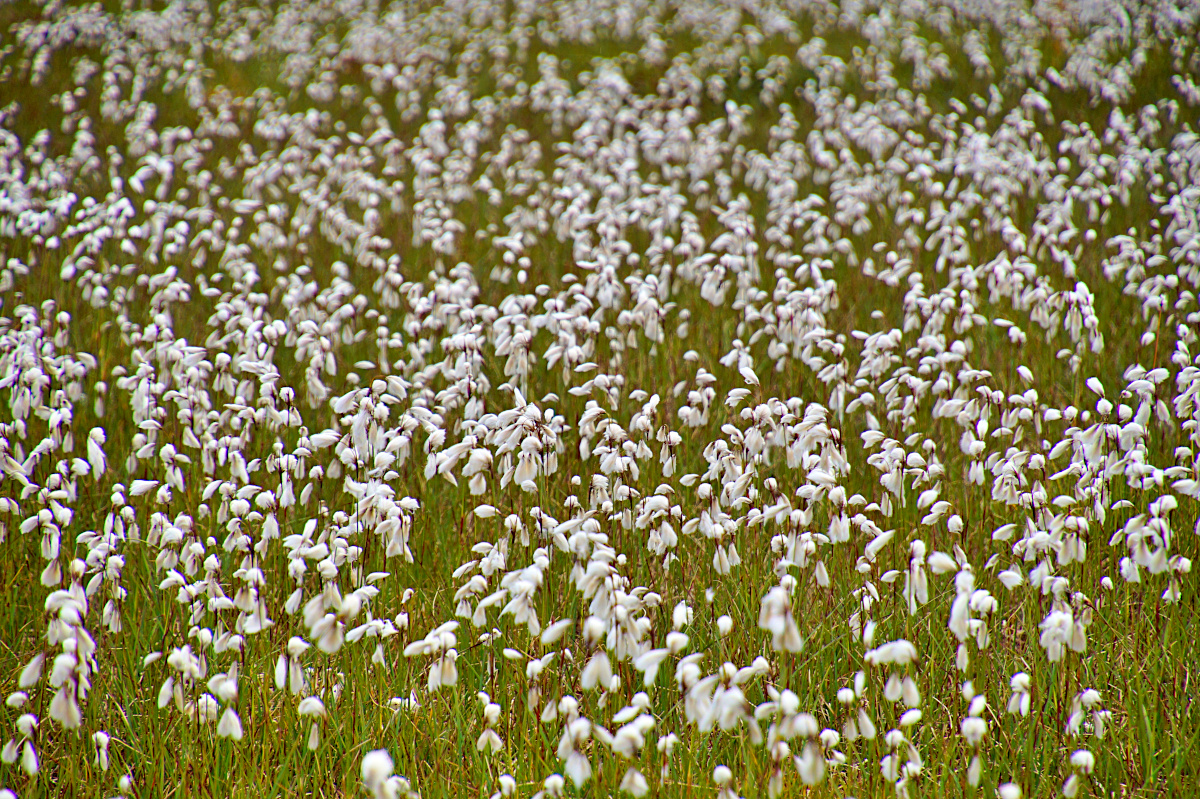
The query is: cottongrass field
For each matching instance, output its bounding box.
[1,0,1199,795]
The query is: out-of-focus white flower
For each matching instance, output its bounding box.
[961,716,987,746]
[866,639,918,666]
[361,750,394,796]
[92,731,111,770]
[217,707,243,740]
[759,587,803,652]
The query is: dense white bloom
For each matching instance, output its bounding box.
[0,0,1193,792]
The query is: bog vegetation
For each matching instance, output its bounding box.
[0,0,1198,796]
